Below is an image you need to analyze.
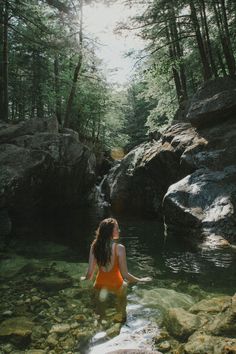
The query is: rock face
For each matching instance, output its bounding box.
[104,124,201,215]
[186,76,236,128]
[0,117,96,236]
[104,77,236,246]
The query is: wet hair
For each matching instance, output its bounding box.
[92,218,117,267]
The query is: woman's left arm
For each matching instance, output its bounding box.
[81,245,97,281]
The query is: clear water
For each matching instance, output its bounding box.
[0,206,235,353]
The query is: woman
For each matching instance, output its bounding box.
[81,218,151,320]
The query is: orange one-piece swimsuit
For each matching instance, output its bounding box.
[94,243,124,293]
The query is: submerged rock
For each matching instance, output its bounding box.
[164,307,206,340]
[184,331,236,354]
[134,288,195,316]
[189,296,231,314]
[37,275,73,291]
[0,316,34,346]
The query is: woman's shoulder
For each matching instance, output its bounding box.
[116,243,125,253]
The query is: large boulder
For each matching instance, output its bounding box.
[163,166,236,243]
[187,76,236,128]
[104,123,201,215]
[164,307,206,340]
[0,118,96,238]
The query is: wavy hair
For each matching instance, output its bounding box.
[92,218,117,267]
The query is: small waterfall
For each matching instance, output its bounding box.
[94,174,110,208]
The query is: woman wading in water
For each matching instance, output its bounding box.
[81,218,151,322]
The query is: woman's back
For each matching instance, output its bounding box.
[94,242,124,292]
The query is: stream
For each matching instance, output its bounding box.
[0,206,235,353]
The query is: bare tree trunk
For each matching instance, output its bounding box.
[165,23,183,104]
[189,0,212,81]
[212,0,236,76]
[0,0,4,114]
[54,55,62,125]
[64,0,83,128]
[219,0,236,75]
[3,0,8,121]
[199,0,218,77]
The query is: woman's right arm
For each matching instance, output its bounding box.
[118,244,151,283]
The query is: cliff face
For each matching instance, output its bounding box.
[0,117,96,237]
[104,77,236,247]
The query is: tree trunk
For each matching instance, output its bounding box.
[212,0,236,76]
[168,2,188,101]
[166,25,183,104]
[36,52,44,119]
[189,0,212,81]
[199,0,218,77]
[3,0,8,121]
[219,0,236,75]
[54,55,62,125]
[64,0,83,128]
[0,0,4,114]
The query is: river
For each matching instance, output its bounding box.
[0,206,235,353]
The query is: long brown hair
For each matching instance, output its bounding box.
[92,218,117,267]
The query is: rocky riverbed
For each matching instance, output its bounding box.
[0,238,235,354]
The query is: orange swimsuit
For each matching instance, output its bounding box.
[94,243,124,293]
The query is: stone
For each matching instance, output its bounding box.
[135,288,195,315]
[165,307,205,340]
[106,323,121,338]
[37,275,73,291]
[186,76,236,128]
[184,331,236,354]
[0,119,96,218]
[49,324,70,334]
[0,316,34,337]
[189,296,231,314]
[206,293,236,336]
[163,166,236,244]
[156,340,171,352]
[25,351,47,354]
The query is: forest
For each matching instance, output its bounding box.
[0,0,236,151]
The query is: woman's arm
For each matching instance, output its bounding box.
[82,245,97,281]
[118,244,150,283]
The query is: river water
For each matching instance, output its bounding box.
[0,206,235,353]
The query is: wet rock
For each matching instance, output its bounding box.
[46,333,58,347]
[106,323,121,338]
[0,316,34,346]
[156,340,171,352]
[37,275,73,291]
[135,288,195,316]
[25,350,47,354]
[206,293,236,336]
[49,324,70,334]
[74,314,86,322]
[189,296,231,314]
[184,331,236,354]
[163,166,236,244]
[1,343,13,353]
[165,307,206,340]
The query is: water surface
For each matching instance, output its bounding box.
[0,207,235,353]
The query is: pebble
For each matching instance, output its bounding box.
[157,340,171,352]
[50,324,70,334]
[2,310,13,316]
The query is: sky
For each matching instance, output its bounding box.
[83,1,145,86]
